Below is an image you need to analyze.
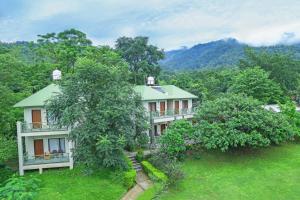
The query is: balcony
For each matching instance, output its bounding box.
[21,122,68,133]
[148,107,197,119]
[24,153,70,166]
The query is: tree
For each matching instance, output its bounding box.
[159,120,193,158]
[240,48,300,92]
[37,29,92,73]
[195,94,294,151]
[47,54,148,169]
[115,36,164,84]
[228,67,284,103]
[280,101,300,136]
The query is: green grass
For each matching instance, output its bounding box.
[28,167,126,200]
[157,143,300,200]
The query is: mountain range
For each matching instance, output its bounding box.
[159,38,300,70]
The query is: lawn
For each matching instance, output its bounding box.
[146,143,300,200]
[27,167,127,200]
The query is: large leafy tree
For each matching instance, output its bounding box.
[115,36,164,84]
[36,29,92,73]
[195,94,294,151]
[228,67,284,103]
[240,48,300,92]
[47,53,148,169]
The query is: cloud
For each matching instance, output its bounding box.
[1,0,300,49]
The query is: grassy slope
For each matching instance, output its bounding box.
[28,167,126,200]
[158,143,300,200]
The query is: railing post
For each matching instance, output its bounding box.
[17,121,24,175]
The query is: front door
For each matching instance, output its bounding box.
[32,110,42,128]
[182,100,188,114]
[34,139,44,157]
[160,102,165,116]
[175,101,179,115]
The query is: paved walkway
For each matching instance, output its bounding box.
[122,171,153,200]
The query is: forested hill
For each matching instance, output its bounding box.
[159,38,300,70]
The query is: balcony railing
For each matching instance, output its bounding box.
[148,107,196,118]
[23,153,70,166]
[21,122,68,133]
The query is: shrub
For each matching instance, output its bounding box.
[141,161,168,183]
[149,153,184,186]
[159,120,193,159]
[0,175,41,200]
[123,169,136,189]
[0,164,14,185]
[195,94,295,151]
[0,135,17,162]
[123,155,136,189]
[135,149,144,162]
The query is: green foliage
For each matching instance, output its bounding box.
[123,155,136,189]
[195,94,295,151]
[280,101,300,136]
[229,67,284,103]
[47,55,148,170]
[0,165,14,185]
[115,36,164,84]
[240,48,300,92]
[0,135,17,162]
[159,120,193,158]
[37,29,92,73]
[0,175,41,200]
[141,161,168,183]
[135,149,144,162]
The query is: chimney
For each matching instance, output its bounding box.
[52,69,62,80]
[147,76,155,86]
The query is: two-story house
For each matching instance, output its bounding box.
[14,74,197,175]
[134,82,198,138]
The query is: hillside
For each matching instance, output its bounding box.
[160,38,300,70]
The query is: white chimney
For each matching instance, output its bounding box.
[147,76,155,86]
[52,69,62,80]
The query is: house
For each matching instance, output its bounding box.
[134,79,198,138]
[14,74,198,175]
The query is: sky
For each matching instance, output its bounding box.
[1,0,300,50]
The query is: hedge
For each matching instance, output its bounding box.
[123,156,137,189]
[141,161,168,183]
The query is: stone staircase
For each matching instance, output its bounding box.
[128,154,142,172]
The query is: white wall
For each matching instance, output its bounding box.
[25,135,70,157]
[24,107,47,124]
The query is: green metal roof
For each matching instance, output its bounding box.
[14,84,61,108]
[14,84,198,108]
[133,85,198,101]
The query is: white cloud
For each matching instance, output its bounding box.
[1,0,300,49]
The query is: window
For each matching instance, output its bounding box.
[148,102,157,112]
[48,138,65,153]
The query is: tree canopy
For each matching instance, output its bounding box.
[194,94,294,151]
[47,52,148,169]
[115,36,164,84]
[229,67,284,104]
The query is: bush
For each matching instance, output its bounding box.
[0,175,41,200]
[159,120,193,159]
[141,161,168,183]
[123,155,136,189]
[0,135,17,162]
[135,149,144,162]
[195,94,295,151]
[0,164,14,185]
[149,153,184,186]
[123,169,136,189]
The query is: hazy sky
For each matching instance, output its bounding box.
[1,0,300,50]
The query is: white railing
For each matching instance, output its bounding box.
[23,153,69,165]
[21,122,68,133]
[148,107,196,118]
